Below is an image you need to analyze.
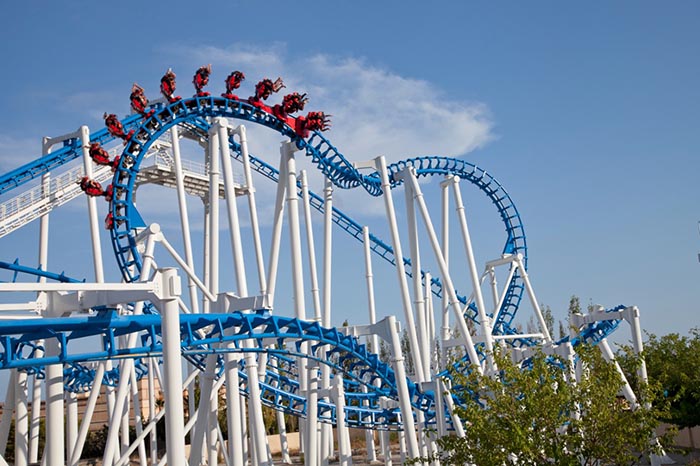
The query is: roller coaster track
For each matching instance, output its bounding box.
[0,158,114,239]
[0,93,625,432]
[109,96,527,334]
[0,309,433,428]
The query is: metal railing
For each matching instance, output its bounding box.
[0,149,119,238]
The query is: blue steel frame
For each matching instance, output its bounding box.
[0,92,626,430]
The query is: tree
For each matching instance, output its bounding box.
[421,346,668,466]
[619,328,700,430]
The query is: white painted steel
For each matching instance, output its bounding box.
[403,168,482,375]
[449,176,495,368]
[159,268,188,466]
[375,156,426,382]
[404,177,431,381]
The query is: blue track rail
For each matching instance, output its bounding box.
[108,96,527,336]
[0,259,83,283]
[0,311,434,428]
[0,90,627,430]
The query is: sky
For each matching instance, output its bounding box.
[0,1,698,346]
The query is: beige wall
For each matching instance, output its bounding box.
[0,376,164,432]
[659,424,700,450]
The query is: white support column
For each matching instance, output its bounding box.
[191,364,216,464]
[306,363,320,466]
[170,125,200,314]
[403,169,482,374]
[208,122,221,306]
[303,175,331,465]
[270,357,291,465]
[379,398,393,466]
[243,352,270,466]
[69,362,106,465]
[487,268,500,315]
[625,308,666,466]
[283,140,307,324]
[159,268,187,466]
[398,416,407,464]
[404,177,430,381]
[424,272,437,371]
[375,156,426,381]
[234,125,267,295]
[65,391,78,465]
[147,358,158,466]
[628,307,649,383]
[37,171,50,276]
[79,125,105,282]
[362,226,379,463]
[448,176,495,368]
[300,171,323,322]
[320,177,334,465]
[29,368,43,463]
[103,229,159,466]
[332,378,353,466]
[224,353,244,466]
[0,371,16,454]
[15,371,29,466]
[120,386,131,464]
[207,378,219,466]
[190,127,224,464]
[322,177,333,328]
[442,381,465,438]
[599,338,639,407]
[276,410,290,464]
[439,179,451,372]
[202,199,211,314]
[386,316,422,462]
[281,141,313,463]
[491,263,517,319]
[79,125,114,459]
[514,255,552,343]
[45,339,65,466]
[221,120,269,466]
[32,145,50,465]
[129,366,148,466]
[433,379,447,438]
[239,390,249,466]
[265,149,288,302]
[217,118,248,296]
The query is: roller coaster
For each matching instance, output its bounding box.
[0,67,652,466]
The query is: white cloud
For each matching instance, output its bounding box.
[155,43,494,219]
[162,44,492,159]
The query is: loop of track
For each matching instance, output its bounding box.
[0,90,626,430]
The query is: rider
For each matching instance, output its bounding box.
[104,212,114,230]
[160,68,180,103]
[294,111,332,138]
[248,77,285,108]
[272,92,308,121]
[103,184,114,202]
[222,70,245,100]
[130,83,149,115]
[104,113,134,143]
[89,142,111,166]
[193,65,212,97]
[79,177,104,197]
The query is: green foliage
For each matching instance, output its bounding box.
[619,328,700,429]
[421,347,667,466]
[3,417,45,462]
[568,295,582,315]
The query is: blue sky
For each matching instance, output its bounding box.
[0,1,698,342]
